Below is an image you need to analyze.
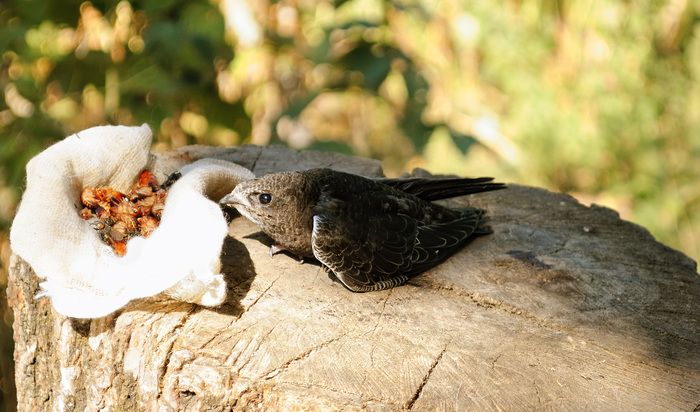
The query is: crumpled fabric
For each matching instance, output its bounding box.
[10,124,254,318]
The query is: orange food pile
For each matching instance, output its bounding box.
[79,170,167,256]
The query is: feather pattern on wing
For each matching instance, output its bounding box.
[311,191,486,292]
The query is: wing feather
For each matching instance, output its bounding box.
[312,203,486,292]
[375,176,505,200]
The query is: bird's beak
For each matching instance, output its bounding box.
[219,190,241,206]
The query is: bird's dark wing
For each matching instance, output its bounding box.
[375,176,505,201]
[311,204,485,292]
[402,211,484,275]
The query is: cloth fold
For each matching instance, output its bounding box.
[10,124,254,318]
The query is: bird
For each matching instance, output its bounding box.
[219,168,505,292]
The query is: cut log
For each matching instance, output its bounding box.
[8,145,700,411]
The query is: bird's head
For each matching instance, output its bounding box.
[219,171,311,232]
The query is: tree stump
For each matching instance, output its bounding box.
[8,146,700,411]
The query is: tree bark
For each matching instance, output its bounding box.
[8,145,700,411]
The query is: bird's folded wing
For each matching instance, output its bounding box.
[311,205,484,292]
[311,211,415,292]
[375,176,505,200]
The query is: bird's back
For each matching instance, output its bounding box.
[305,168,470,224]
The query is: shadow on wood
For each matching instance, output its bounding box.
[8,145,700,411]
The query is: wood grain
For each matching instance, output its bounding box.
[9,145,700,411]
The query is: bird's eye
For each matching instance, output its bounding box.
[259,193,272,204]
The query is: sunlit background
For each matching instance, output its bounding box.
[1,0,698,408]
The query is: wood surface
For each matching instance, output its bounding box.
[8,145,700,411]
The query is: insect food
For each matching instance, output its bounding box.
[78,170,175,256]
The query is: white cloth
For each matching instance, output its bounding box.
[10,124,254,318]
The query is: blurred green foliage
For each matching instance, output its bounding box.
[0,0,699,407]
